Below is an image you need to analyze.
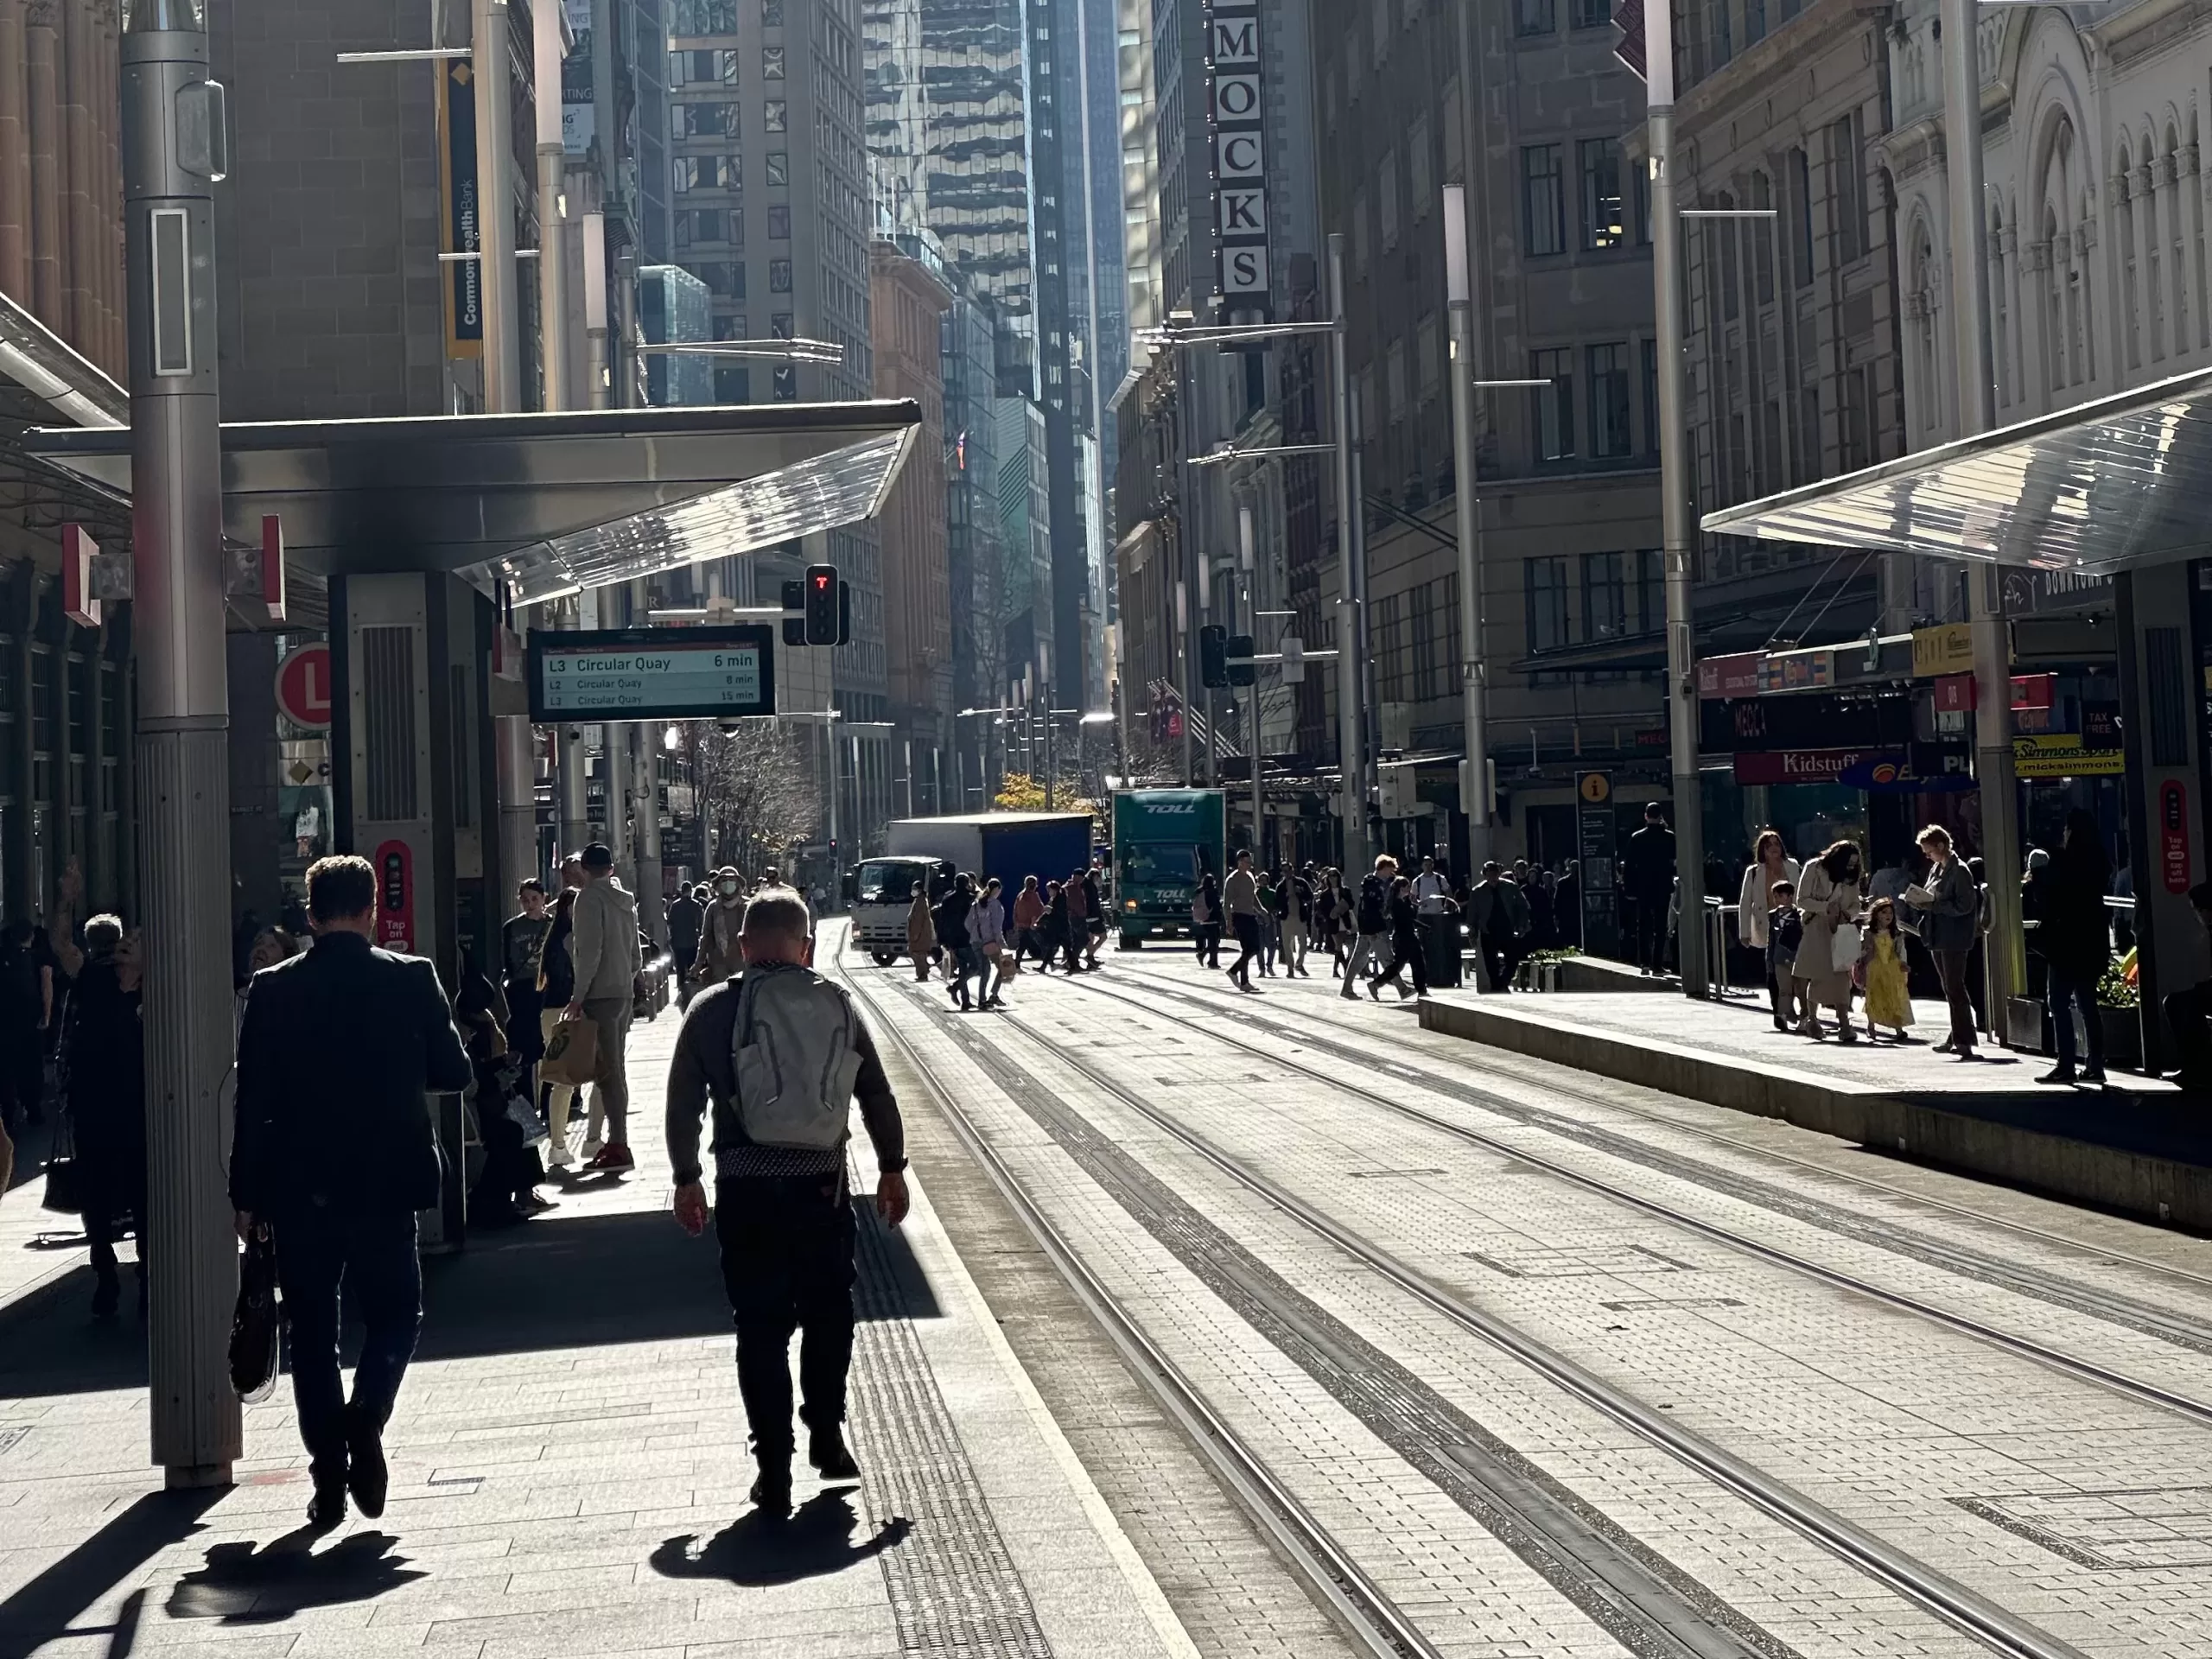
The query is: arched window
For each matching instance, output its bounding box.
[1912,226,1940,429]
[2117,143,2140,370]
[1989,200,2009,407]
[2143,137,2164,363]
[2044,203,2068,391]
[2166,124,2191,356]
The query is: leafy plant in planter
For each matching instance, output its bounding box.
[2097,952,2142,1069]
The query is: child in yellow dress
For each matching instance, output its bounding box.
[1859,897,1913,1041]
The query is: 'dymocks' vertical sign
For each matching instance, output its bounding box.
[1206,0,1270,317]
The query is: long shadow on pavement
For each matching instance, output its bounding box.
[0,1486,222,1657]
[3,1194,940,1401]
[165,1529,424,1623]
[650,1489,912,1586]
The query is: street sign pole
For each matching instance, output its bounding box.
[1329,235,1368,874]
[123,0,241,1488]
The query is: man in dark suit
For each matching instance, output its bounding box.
[1622,801,1678,975]
[232,855,473,1530]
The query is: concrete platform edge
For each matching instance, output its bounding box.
[1416,995,2212,1230]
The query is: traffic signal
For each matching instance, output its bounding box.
[1228,632,1256,687]
[804,564,839,645]
[1198,624,1229,688]
[781,579,806,645]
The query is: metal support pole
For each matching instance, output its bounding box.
[1942,0,2021,1033]
[531,3,567,412]
[1329,235,1368,874]
[122,0,240,1487]
[582,209,608,410]
[495,714,539,891]
[470,0,517,412]
[629,594,663,938]
[558,720,590,861]
[1240,503,1262,856]
[1174,575,1194,786]
[1443,185,1491,874]
[1645,0,1707,996]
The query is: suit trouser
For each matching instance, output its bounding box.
[581,996,632,1143]
[276,1206,423,1489]
[1281,922,1306,973]
[715,1173,856,1462]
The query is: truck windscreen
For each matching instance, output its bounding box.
[1121,843,1198,887]
[855,861,925,905]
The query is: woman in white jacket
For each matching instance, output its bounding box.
[1736,830,1800,1030]
[1790,840,1866,1041]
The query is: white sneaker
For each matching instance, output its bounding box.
[546,1142,575,1168]
[579,1139,603,1163]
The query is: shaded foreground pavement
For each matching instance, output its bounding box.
[0,1007,1192,1659]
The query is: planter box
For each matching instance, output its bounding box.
[2101,1004,2144,1071]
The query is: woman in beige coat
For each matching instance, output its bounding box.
[1790,840,1866,1040]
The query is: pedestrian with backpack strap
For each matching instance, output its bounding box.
[1340,855,1398,999]
[664,887,909,1516]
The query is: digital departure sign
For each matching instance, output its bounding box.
[527,626,778,721]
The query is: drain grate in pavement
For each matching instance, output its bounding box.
[1953,1488,2212,1571]
[849,1188,1054,1658]
[1465,1243,1695,1278]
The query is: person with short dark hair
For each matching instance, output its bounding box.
[231,854,473,1531]
[1223,849,1262,992]
[67,915,143,1318]
[1622,802,1677,975]
[664,887,909,1515]
[1907,826,1979,1058]
[501,879,551,1074]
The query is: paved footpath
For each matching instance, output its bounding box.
[0,1001,1197,1659]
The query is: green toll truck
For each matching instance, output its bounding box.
[1110,789,1226,949]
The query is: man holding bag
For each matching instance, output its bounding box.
[664,887,909,1516]
[563,843,642,1173]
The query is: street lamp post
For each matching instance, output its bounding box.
[1643,0,1709,996]
[1942,0,2022,1035]
[122,0,240,1487]
[1328,236,1367,874]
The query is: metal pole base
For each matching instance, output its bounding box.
[164,1462,236,1491]
[137,719,244,1482]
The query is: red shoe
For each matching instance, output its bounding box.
[583,1142,635,1173]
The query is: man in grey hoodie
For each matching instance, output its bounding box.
[563,842,643,1172]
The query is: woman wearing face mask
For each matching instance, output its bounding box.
[692,868,748,988]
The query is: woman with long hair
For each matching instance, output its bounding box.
[537,887,582,1166]
[1738,830,1802,1030]
[1789,839,1865,1040]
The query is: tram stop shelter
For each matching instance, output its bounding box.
[25,399,918,1241]
[1703,363,2212,1074]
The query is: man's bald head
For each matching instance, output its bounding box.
[739,887,814,966]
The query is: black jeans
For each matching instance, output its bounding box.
[1228,914,1261,982]
[1934,947,1977,1051]
[1195,924,1222,967]
[2165,984,2212,1087]
[275,1206,423,1489]
[1627,893,1669,971]
[715,1174,857,1463]
[2047,961,2104,1073]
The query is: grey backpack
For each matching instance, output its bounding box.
[730,966,865,1150]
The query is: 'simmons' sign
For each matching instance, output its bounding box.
[1207,0,1269,313]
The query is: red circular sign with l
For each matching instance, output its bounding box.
[275,644,333,731]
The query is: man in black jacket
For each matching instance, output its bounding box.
[232,855,473,1530]
[665,887,908,1515]
[1621,802,1677,974]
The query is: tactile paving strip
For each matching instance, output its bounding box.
[849,1191,1057,1658]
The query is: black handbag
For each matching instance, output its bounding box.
[229,1230,282,1403]
[41,1113,84,1215]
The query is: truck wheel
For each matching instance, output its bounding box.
[1118,932,1141,951]
[870,950,899,968]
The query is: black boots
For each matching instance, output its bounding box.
[809,1426,860,1481]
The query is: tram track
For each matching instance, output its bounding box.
[837,938,2095,1659]
[1104,954,2212,1302]
[1059,959,2212,1397]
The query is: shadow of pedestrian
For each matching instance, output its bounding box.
[650,1491,911,1587]
[0,1488,219,1656]
[164,1529,423,1623]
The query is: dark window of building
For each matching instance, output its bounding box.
[1745,0,1765,42]
[773,364,798,400]
[1531,346,1574,461]
[761,45,785,79]
[1571,0,1609,24]
[671,0,735,34]
[762,0,783,21]
[770,257,792,292]
[765,100,787,133]
[1588,342,1631,456]
[1515,0,1554,35]
[1580,138,1624,250]
[715,362,751,401]
[1832,111,1863,264]
[1583,552,1626,639]
[1637,549,1662,632]
[766,204,791,239]
[1527,556,1571,652]
[766,150,789,188]
[772,311,794,338]
[1788,147,1813,287]
[1642,337,1659,453]
[1522,145,1565,257]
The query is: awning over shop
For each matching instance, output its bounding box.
[1700,364,2212,575]
[24,400,920,604]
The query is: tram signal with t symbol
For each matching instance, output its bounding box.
[804,565,841,645]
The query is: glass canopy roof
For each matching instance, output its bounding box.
[25,401,919,602]
[1700,363,2212,575]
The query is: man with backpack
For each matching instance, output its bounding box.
[664,887,909,1516]
[1340,854,1398,1000]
